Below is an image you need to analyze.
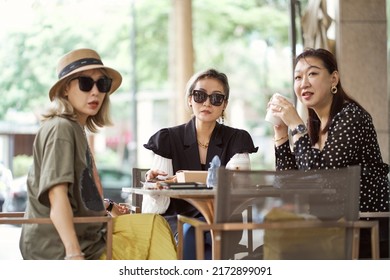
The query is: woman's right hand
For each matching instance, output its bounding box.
[145,169,168,181]
[108,203,129,217]
[271,95,303,130]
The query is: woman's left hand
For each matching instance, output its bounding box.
[104,199,130,216]
[270,95,303,130]
[109,203,129,216]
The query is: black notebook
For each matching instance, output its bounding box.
[159,182,210,190]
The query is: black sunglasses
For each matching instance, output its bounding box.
[70,76,112,93]
[191,90,226,106]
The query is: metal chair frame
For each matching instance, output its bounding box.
[0,212,113,259]
[177,166,381,260]
[178,214,379,260]
[130,168,149,211]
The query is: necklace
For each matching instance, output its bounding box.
[197,140,209,149]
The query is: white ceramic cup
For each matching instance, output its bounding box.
[265,93,291,125]
[226,156,250,170]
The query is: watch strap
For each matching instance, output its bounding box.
[291,124,307,136]
[104,199,114,212]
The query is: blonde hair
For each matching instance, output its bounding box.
[42,70,113,133]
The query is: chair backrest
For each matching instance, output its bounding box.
[214,166,361,260]
[0,212,113,259]
[130,168,149,210]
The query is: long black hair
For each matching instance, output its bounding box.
[295,48,368,145]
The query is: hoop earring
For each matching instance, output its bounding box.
[331,85,338,94]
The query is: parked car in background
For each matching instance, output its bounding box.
[3,167,132,212]
[98,167,132,203]
[3,175,27,212]
[0,161,14,212]
[0,193,5,212]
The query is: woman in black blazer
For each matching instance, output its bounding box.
[144,68,258,259]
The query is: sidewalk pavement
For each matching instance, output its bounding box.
[0,225,22,259]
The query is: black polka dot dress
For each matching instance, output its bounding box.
[275,102,390,213]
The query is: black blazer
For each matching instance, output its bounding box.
[144,117,258,235]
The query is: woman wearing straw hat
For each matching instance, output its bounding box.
[19,48,177,260]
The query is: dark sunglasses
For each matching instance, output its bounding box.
[191,90,226,106]
[70,76,112,93]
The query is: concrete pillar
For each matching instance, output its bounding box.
[171,0,194,124]
[336,0,389,163]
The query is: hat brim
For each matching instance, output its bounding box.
[49,64,122,101]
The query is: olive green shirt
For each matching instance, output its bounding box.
[20,116,106,260]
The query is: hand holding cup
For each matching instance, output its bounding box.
[265,93,292,126]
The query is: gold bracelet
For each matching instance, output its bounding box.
[274,135,288,142]
[64,252,85,260]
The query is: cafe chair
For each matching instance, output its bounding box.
[0,212,113,259]
[177,166,380,260]
[128,168,149,213]
[359,211,390,258]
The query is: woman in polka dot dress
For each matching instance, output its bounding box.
[268,48,389,259]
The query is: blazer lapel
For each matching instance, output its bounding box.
[206,123,223,165]
[183,118,202,169]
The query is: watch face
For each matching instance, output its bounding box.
[297,124,306,133]
[292,124,307,136]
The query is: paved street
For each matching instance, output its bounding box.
[0,225,22,259]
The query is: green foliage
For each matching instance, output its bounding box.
[0,0,133,119]
[1,0,296,169]
[135,0,170,90]
[0,0,293,119]
[190,0,292,129]
[13,154,33,177]
[95,148,123,168]
[193,1,289,47]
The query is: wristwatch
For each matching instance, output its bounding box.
[291,124,307,136]
[104,198,114,212]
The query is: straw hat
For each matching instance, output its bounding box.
[49,48,122,100]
